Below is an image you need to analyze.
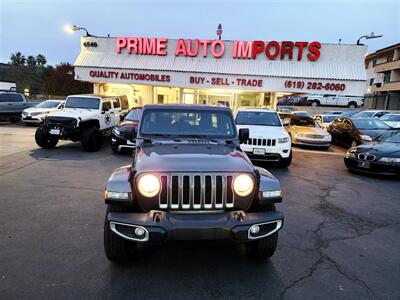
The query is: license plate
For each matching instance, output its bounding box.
[253,148,266,155]
[357,161,370,169]
[50,129,60,135]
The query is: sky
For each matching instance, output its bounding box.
[0,0,399,66]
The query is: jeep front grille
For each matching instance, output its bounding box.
[244,138,276,146]
[45,117,77,127]
[159,174,234,210]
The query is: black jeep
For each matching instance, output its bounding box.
[104,104,284,261]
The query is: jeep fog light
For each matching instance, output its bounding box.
[250,225,260,235]
[105,191,129,200]
[233,174,254,197]
[134,227,146,237]
[262,190,281,198]
[137,174,160,198]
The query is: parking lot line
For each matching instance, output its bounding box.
[291,147,345,156]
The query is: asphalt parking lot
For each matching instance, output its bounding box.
[1,124,399,299]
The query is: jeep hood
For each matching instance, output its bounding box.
[47,108,99,120]
[135,142,255,173]
[236,124,288,138]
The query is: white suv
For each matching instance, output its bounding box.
[35,94,128,152]
[235,108,292,167]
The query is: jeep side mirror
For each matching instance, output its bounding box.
[239,128,249,143]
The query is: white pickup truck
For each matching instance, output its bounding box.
[306,94,364,109]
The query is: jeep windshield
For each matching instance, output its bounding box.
[65,97,100,109]
[140,108,236,139]
[236,111,281,127]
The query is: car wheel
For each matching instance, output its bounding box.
[279,151,292,168]
[104,205,137,263]
[246,204,278,260]
[81,127,102,152]
[311,100,319,107]
[111,144,120,153]
[35,126,58,149]
[348,102,357,109]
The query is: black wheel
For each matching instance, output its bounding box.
[104,205,136,263]
[246,204,279,260]
[35,125,58,149]
[311,100,319,107]
[348,102,357,109]
[111,144,119,153]
[279,151,292,167]
[81,127,102,152]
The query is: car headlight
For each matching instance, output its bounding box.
[233,174,254,197]
[112,127,122,137]
[323,134,332,140]
[104,191,129,200]
[262,190,282,198]
[378,157,400,163]
[345,151,356,159]
[360,135,372,142]
[137,174,161,198]
[278,137,289,144]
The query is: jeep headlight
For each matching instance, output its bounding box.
[378,157,400,163]
[278,137,289,144]
[233,174,254,197]
[137,174,160,198]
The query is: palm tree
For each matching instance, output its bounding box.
[26,55,37,67]
[10,52,26,66]
[36,54,47,66]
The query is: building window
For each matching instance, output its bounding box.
[369,78,374,86]
[372,59,377,67]
[383,73,391,83]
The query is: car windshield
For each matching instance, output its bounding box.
[291,117,318,127]
[322,115,339,122]
[36,101,61,108]
[125,108,143,121]
[236,111,281,126]
[376,131,400,143]
[65,97,100,109]
[353,111,375,118]
[294,112,310,117]
[380,114,400,122]
[140,108,236,138]
[352,119,390,130]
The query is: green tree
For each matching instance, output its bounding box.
[41,63,91,96]
[36,54,47,66]
[26,55,37,67]
[10,52,26,66]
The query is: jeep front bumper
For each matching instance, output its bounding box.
[107,210,283,243]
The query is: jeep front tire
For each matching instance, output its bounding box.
[246,204,278,260]
[104,205,136,263]
[35,126,58,149]
[81,127,102,152]
[279,151,292,167]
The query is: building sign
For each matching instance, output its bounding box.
[115,37,321,61]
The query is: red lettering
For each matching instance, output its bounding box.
[252,41,264,59]
[143,38,156,55]
[157,38,168,56]
[265,41,280,60]
[280,41,294,60]
[175,39,187,56]
[235,41,252,58]
[127,38,138,54]
[199,39,211,57]
[186,39,200,57]
[295,42,308,61]
[211,40,225,58]
[307,41,321,61]
[116,37,127,53]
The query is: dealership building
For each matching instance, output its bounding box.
[73,36,367,110]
